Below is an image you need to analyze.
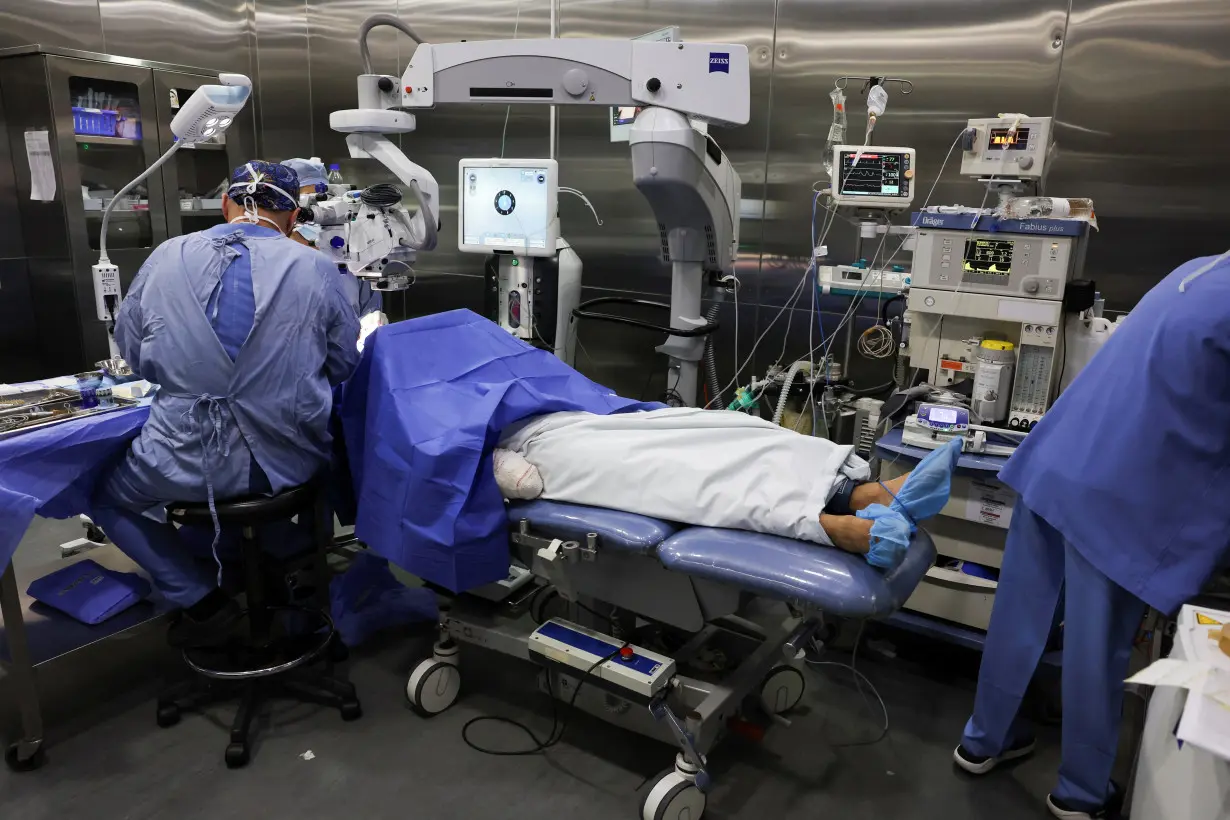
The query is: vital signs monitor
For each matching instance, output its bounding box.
[830,145,916,207]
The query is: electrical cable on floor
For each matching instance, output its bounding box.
[461,643,629,756]
[806,620,890,747]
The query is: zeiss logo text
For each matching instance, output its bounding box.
[709,52,730,73]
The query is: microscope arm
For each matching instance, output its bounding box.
[344,132,440,252]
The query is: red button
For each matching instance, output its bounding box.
[405,86,412,94]
[619,646,634,660]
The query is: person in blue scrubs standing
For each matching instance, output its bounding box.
[91,161,360,647]
[954,250,1230,819]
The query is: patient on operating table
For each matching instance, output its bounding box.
[492,407,962,570]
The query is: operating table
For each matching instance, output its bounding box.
[405,498,936,820]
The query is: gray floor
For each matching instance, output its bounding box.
[2,519,1070,820]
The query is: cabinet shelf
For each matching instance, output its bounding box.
[75,134,140,147]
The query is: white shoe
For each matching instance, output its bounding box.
[951,738,1036,775]
[1046,792,1121,819]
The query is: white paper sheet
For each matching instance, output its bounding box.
[24,130,56,201]
[1125,658,1210,690]
[1177,667,1230,761]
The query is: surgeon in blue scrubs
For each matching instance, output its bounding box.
[91,161,360,647]
[953,250,1230,819]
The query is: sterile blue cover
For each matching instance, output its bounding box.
[26,558,152,624]
[0,404,150,575]
[340,310,660,592]
[329,551,438,647]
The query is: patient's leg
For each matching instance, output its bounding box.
[848,472,909,511]
[819,513,874,555]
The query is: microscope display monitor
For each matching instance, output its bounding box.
[962,238,1014,283]
[458,159,559,258]
[830,145,915,207]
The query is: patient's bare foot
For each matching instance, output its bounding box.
[819,513,874,555]
[849,473,909,511]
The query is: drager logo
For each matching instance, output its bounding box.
[709,52,730,73]
[920,215,945,227]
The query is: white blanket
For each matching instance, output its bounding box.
[497,407,869,545]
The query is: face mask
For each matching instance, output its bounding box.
[294,223,321,244]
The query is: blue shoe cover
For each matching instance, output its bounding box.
[889,437,962,524]
[856,438,961,570]
[856,503,913,570]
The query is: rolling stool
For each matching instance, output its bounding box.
[155,482,361,768]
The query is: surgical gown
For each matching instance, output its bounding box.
[963,253,1230,812]
[92,225,360,606]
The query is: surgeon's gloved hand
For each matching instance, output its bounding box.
[891,437,962,524]
[856,503,913,570]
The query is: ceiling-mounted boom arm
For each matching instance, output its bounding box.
[396,38,750,126]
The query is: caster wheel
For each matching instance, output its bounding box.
[759,666,805,715]
[405,658,461,716]
[156,703,182,728]
[224,742,250,769]
[340,699,363,722]
[640,771,706,820]
[530,587,563,624]
[5,742,46,773]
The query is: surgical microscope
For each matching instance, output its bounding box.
[329,32,749,406]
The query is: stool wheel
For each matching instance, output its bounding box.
[156,703,182,728]
[5,741,46,773]
[340,699,363,722]
[225,742,250,769]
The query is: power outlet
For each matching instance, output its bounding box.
[91,262,120,321]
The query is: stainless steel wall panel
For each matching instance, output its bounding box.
[0,0,105,52]
[97,0,254,75]
[305,0,409,176]
[1051,0,1230,308]
[253,0,312,159]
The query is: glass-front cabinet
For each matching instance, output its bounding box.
[0,47,252,375]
